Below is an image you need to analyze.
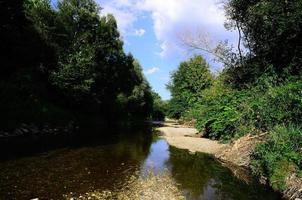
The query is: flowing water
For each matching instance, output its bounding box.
[0,124,283,200]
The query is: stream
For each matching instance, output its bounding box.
[0,124,283,200]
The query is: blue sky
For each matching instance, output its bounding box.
[53,0,238,100]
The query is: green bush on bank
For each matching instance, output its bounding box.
[185,79,302,141]
[252,80,302,130]
[251,125,302,190]
[193,83,252,141]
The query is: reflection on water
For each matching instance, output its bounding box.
[166,147,282,200]
[141,138,170,175]
[0,125,282,200]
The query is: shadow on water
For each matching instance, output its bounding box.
[0,121,153,161]
[0,122,154,200]
[0,122,283,200]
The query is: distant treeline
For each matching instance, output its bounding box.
[0,0,166,129]
[167,0,302,192]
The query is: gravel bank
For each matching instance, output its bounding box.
[156,125,229,155]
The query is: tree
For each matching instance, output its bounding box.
[224,0,302,86]
[178,28,240,68]
[26,1,145,113]
[151,92,167,121]
[0,0,54,78]
[123,60,154,119]
[167,55,213,118]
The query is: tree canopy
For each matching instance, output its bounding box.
[1,0,163,127]
[224,0,302,86]
[167,55,213,118]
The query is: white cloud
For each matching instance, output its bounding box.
[98,0,138,34]
[144,67,160,75]
[137,0,236,59]
[134,28,146,37]
[98,0,237,61]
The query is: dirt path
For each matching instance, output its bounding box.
[156,123,229,155]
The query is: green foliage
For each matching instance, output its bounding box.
[251,125,302,190]
[27,0,155,118]
[224,0,302,87]
[151,92,167,121]
[1,0,156,127]
[193,80,253,141]
[167,55,213,119]
[51,45,96,98]
[251,80,302,130]
[190,79,302,141]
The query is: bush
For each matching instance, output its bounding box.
[192,80,254,141]
[150,92,167,121]
[191,79,302,142]
[251,125,302,190]
[252,80,302,130]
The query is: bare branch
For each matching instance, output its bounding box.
[177,28,231,65]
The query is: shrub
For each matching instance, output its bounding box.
[253,80,302,130]
[193,81,254,141]
[193,79,302,142]
[251,125,302,190]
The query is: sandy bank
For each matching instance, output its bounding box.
[157,126,229,155]
[156,122,266,168]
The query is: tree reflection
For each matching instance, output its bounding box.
[0,125,154,199]
[166,146,281,200]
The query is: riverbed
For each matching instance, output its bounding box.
[0,124,282,200]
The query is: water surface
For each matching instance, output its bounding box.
[0,125,282,200]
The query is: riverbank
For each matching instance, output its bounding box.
[156,121,255,167]
[156,122,302,200]
[157,125,229,155]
